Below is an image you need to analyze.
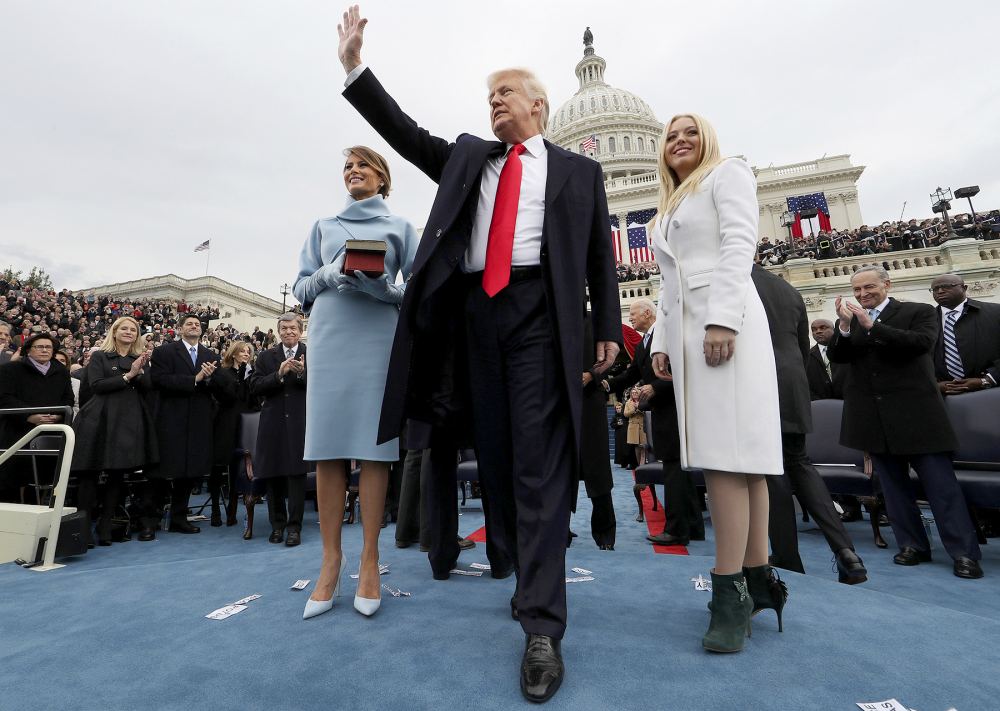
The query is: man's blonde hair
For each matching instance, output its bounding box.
[486,68,549,136]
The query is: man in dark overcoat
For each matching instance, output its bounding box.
[249,314,308,546]
[605,299,702,546]
[337,8,621,702]
[806,318,847,400]
[751,265,866,584]
[142,314,220,540]
[828,265,982,579]
[930,273,1000,395]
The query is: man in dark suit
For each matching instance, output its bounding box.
[828,265,983,579]
[143,314,220,540]
[0,321,13,364]
[337,7,621,702]
[751,265,866,584]
[604,298,703,546]
[930,274,1000,395]
[806,318,847,400]
[249,314,308,547]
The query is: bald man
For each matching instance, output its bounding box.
[806,318,846,400]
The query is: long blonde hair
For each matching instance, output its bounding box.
[100,316,145,357]
[654,113,723,219]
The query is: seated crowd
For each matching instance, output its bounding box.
[615,261,659,282]
[757,209,1000,265]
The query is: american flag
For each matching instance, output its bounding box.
[580,134,596,153]
[610,215,622,262]
[194,239,211,253]
[786,193,830,216]
[627,208,657,263]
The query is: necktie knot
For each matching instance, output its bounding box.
[946,310,959,323]
[509,143,526,159]
[868,308,880,321]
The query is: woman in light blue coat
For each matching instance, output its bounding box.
[293,146,417,620]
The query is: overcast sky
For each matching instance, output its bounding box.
[2,1,997,303]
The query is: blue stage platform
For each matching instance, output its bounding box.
[1,466,996,710]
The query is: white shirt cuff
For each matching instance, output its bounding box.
[838,328,851,337]
[344,63,367,87]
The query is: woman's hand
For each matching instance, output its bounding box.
[703,325,736,367]
[126,352,148,378]
[651,352,672,381]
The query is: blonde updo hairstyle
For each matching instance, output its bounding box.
[343,146,391,199]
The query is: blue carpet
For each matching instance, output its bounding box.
[1,466,997,710]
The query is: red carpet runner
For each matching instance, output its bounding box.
[640,484,689,556]
[464,483,688,555]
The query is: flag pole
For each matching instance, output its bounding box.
[205,243,211,276]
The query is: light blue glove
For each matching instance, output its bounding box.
[318,253,352,290]
[338,270,404,304]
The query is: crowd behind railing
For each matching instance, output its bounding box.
[757,210,1000,266]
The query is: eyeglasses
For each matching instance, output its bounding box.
[929,284,963,292]
[30,344,54,351]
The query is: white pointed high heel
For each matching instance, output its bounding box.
[353,561,382,617]
[303,555,347,620]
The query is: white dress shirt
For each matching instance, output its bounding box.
[345,65,547,272]
[939,299,967,330]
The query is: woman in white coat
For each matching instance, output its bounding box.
[648,114,785,653]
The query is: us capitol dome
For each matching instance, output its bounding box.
[547,28,866,272]
[547,28,661,186]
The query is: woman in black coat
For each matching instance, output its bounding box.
[72,317,158,545]
[211,341,258,527]
[0,333,74,504]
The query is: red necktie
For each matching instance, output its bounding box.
[482,143,526,297]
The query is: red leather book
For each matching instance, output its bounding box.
[341,239,387,278]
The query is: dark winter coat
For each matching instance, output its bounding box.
[71,351,158,472]
[249,344,307,479]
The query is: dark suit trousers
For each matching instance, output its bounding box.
[395,448,429,547]
[870,452,981,560]
[265,474,306,533]
[660,459,705,539]
[465,277,575,640]
[422,445,460,576]
[768,432,853,572]
[138,477,197,529]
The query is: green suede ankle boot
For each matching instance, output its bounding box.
[702,570,753,653]
[743,564,788,632]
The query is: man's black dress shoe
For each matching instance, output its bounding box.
[97,539,112,547]
[953,557,984,579]
[168,521,201,534]
[520,634,564,703]
[835,548,868,584]
[893,546,931,566]
[491,564,516,580]
[268,530,284,544]
[510,596,519,621]
[395,539,416,549]
[138,528,156,542]
[646,531,689,546]
[457,536,476,550]
[285,530,301,547]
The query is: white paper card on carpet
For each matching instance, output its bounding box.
[206,604,247,620]
[450,569,484,577]
[188,515,209,522]
[855,700,910,711]
[571,567,592,576]
[381,583,412,598]
[231,594,261,605]
[470,563,492,570]
[291,580,310,590]
[350,563,390,579]
[691,575,712,591]
[565,576,595,583]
